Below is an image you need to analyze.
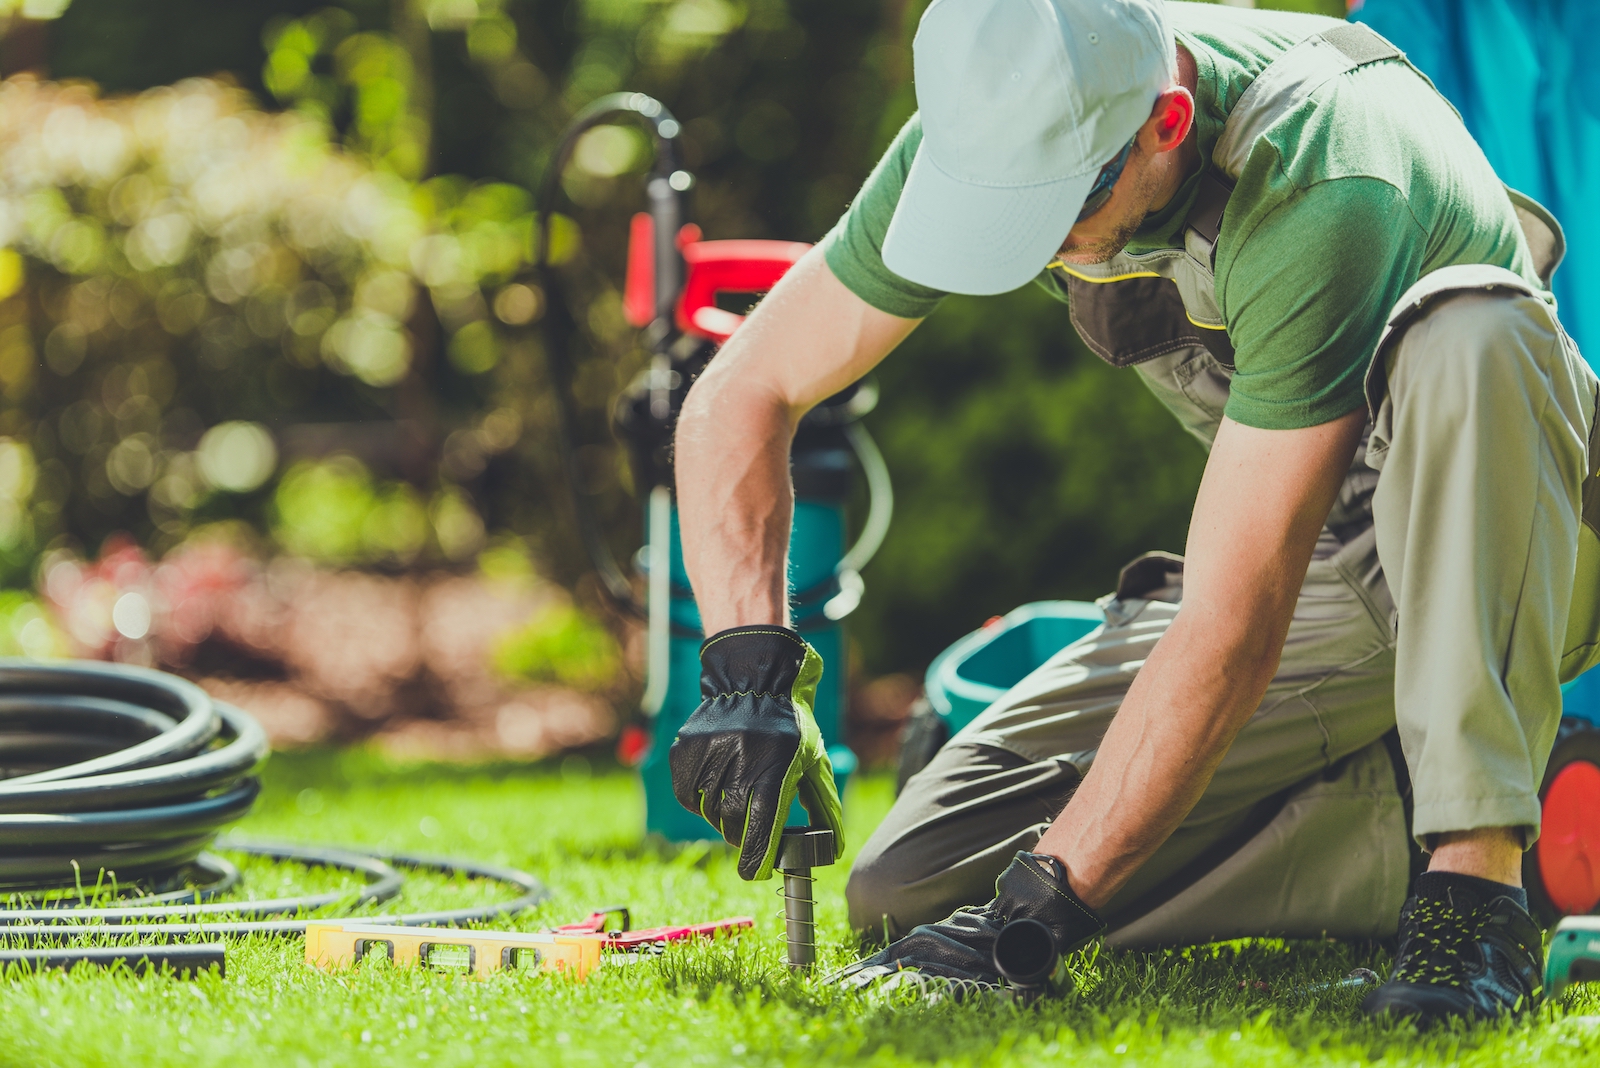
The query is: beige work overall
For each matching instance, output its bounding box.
[848,23,1600,948]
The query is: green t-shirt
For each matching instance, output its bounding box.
[820,3,1547,430]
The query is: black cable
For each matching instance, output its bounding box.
[541,260,642,613]
[365,848,550,927]
[112,852,241,905]
[1,842,402,924]
[533,96,896,627]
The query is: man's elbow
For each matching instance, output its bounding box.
[1224,624,1289,715]
[675,370,798,468]
[1239,643,1284,694]
[1173,606,1286,705]
[684,357,799,433]
[675,374,716,435]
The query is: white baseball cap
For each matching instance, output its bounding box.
[882,0,1174,295]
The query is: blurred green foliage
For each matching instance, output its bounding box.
[0,587,63,656]
[274,457,423,563]
[492,600,621,690]
[271,454,488,563]
[0,74,547,581]
[858,290,1210,670]
[8,0,1344,675]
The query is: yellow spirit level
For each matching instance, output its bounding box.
[305,921,604,980]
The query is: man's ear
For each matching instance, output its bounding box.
[1145,87,1195,154]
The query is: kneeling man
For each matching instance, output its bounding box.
[668,0,1600,1024]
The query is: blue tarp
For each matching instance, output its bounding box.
[1352,0,1600,367]
[1353,1,1600,726]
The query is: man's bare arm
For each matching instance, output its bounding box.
[675,248,921,633]
[1035,408,1368,908]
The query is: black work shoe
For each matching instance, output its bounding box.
[1362,872,1543,1025]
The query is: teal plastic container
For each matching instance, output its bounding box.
[924,601,1106,737]
[929,600,1600,736]
[640,499,857,841]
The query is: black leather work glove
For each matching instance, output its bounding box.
[669,625,845,881]
[836,851,1106,993]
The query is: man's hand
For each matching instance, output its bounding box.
[669,626,845,881]
[836,851,1106,994]
[1035,408,1369,908]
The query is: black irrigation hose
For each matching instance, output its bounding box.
[0,842,403,925]
[364,848,551,928]
[0,841,551,945]
[0,660,268,886]
[0,661,551,948]
[96,852,242,906]
[0,942,228,977]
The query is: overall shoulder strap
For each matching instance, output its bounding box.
[1187,22,1405,263]
[1185,170,1232,252]
[1212,22,1404,179]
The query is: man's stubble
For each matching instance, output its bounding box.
[1055,150,1170,265]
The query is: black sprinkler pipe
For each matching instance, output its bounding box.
[0,942,226,978]
[992,917,1058,997]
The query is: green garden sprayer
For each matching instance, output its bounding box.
[535,93,891,842]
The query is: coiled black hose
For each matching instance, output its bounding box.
[0,660,550,937]
[0,660,267,888]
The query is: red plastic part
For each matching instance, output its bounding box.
[623,213,655,328]
[677,238,810,343]
[601,917,754,950]
[1538,759,1600,915]
[625,218,810,342]
[615,723,649,768]
[551,909,753,949]
[554,908,628,935]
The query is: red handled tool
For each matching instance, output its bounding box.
[552,906,753,950]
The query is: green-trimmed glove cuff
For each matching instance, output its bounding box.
[697,625,809,698]
[996,852,1106,955]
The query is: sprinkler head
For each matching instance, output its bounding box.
[778,827,835,971]
[777,828,836,870]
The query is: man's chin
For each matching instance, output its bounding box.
[1056,211,1146,266]
[1056,245,1121,266]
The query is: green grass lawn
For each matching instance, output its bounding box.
[2,749,1597,1067]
